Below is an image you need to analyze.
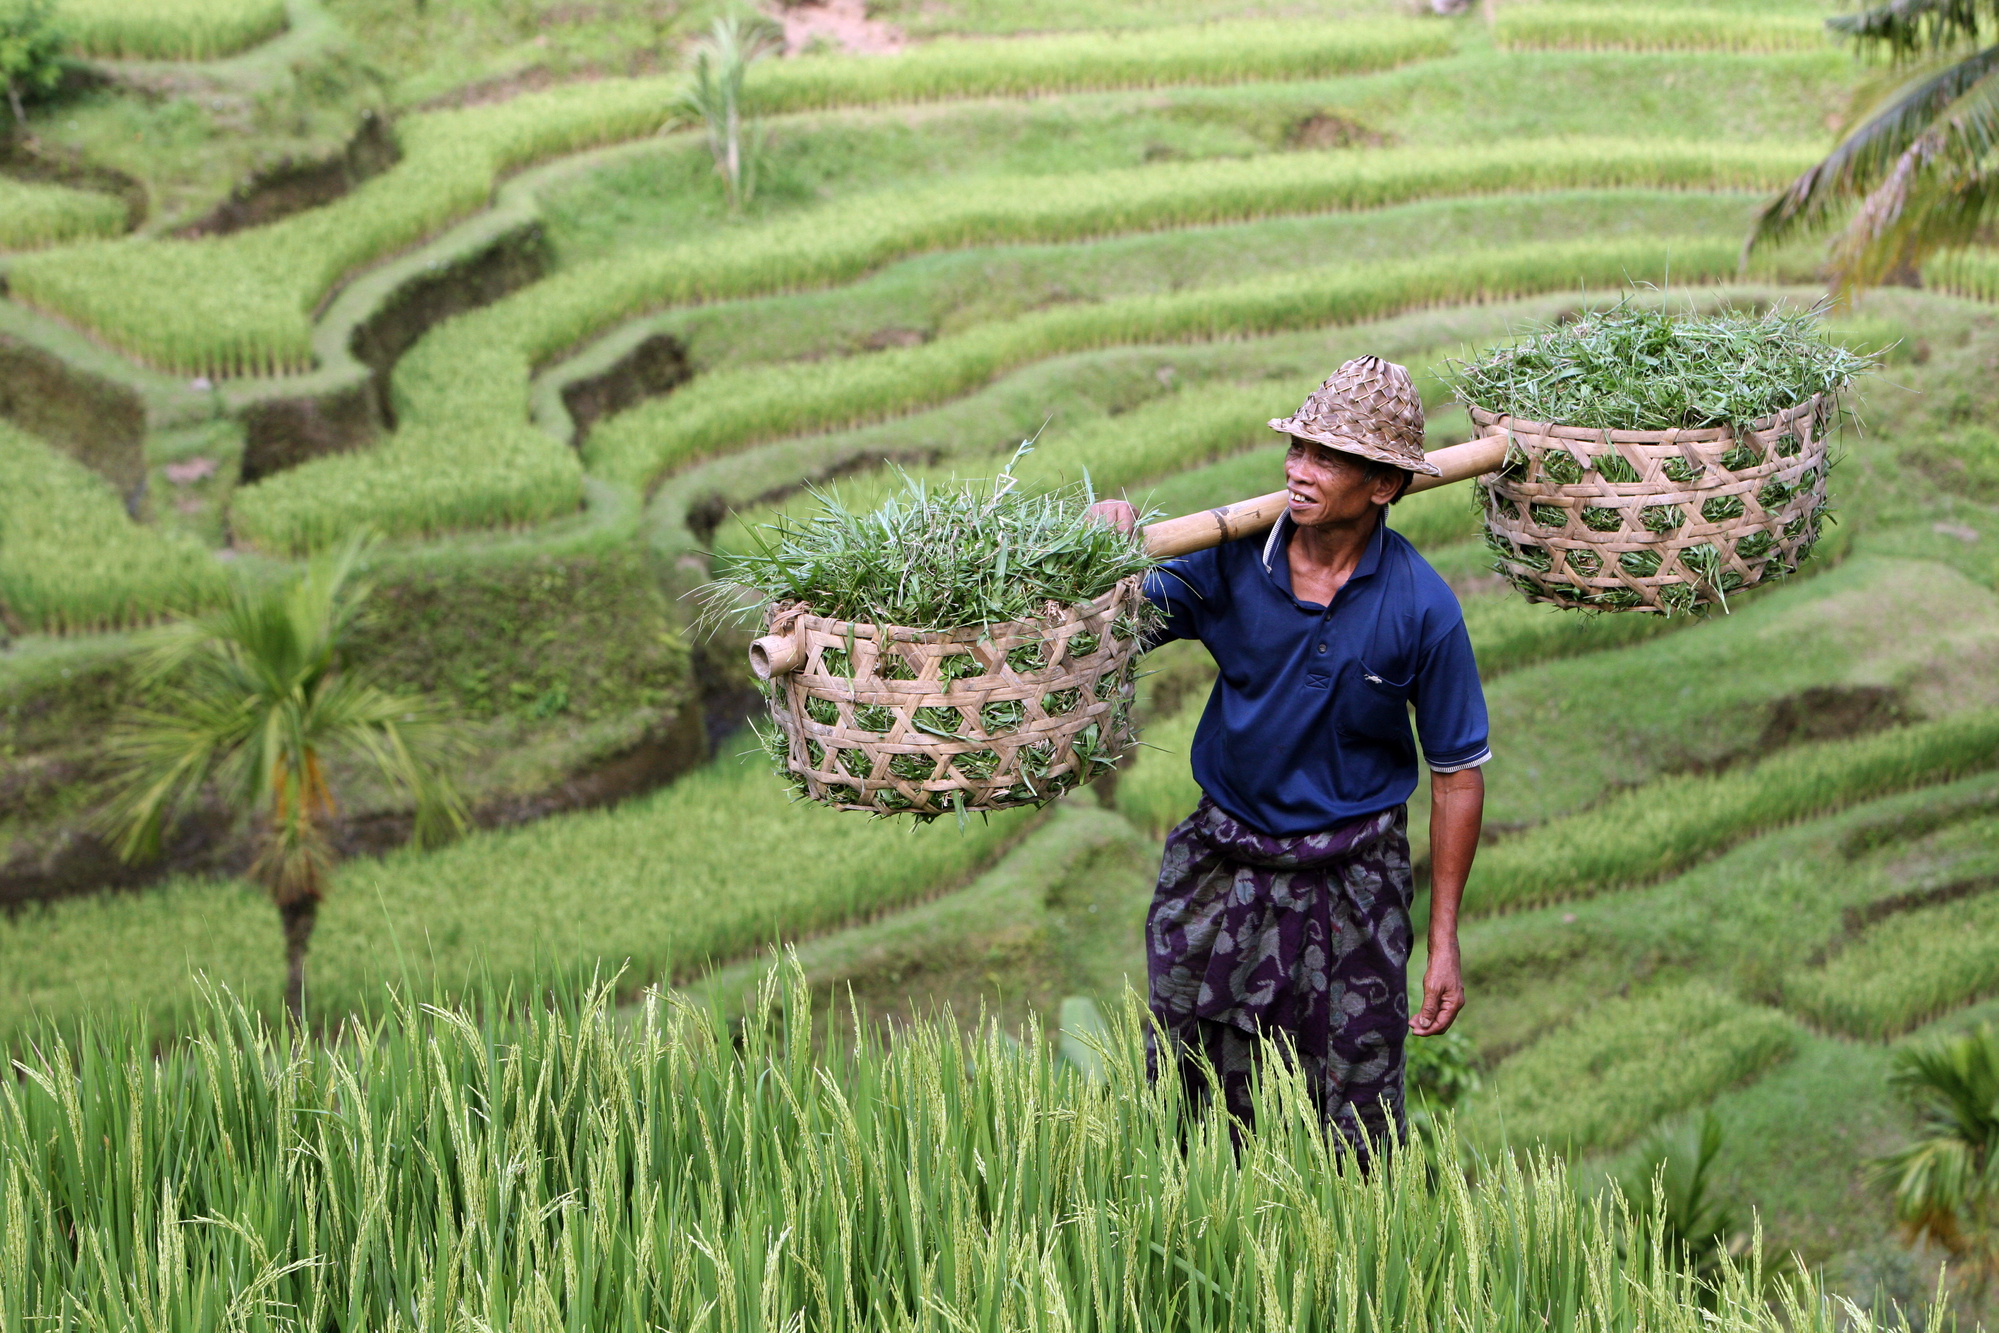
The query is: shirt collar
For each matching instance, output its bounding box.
[1261,509,1390,591]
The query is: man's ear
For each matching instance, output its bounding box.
[1370,470,1404,507]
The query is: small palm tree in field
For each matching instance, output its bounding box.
[1750,0,1999,291]
[1617,1110,1747,1299]
[679,13,784,215]
[1875,1024,1999,1294]
[103,537,465,1023]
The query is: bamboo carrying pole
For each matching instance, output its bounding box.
[1138,432,1508,560]
[748,433,1511,679]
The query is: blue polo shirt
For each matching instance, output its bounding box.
[1143,513,1490,837]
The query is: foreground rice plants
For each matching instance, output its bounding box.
[0,422,227,633]
[0,177,126,250]
[0,744,1026,1040]
[1467,983,1800,1154]
[56,0,288,59]
[1469,712,1999,914]
[0,970,1863,1332]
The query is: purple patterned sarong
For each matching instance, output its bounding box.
[1147,796,1414,1153]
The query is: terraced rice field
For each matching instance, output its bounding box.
[2,0,1999,1310]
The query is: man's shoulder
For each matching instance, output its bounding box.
[1379,527,1468,629]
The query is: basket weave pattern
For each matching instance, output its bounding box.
[1472,395,1831,614]
[763,576,1146,815]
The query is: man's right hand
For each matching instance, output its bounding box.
[1085,499,1139,535]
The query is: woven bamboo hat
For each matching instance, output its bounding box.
[1268,355,1439,477]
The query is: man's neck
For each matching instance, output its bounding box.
[1286,507,1379,607]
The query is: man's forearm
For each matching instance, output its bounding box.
[1427,767,1485,948]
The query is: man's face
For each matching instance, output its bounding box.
[1283,437,1400,528]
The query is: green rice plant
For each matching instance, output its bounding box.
[1495,6,1829,55]
[716,454,1156,631]
[1442,301,1872,432]
[1924,247,1999,303]
[1785,879,1999,1039]
[0,743,1028,1037]
[0,970,1845,1332]
[54,0,287,58]
[0,175,125,250]
[12,134,1807,379]
[0,421,228,633]
[591,235,1749,493]
[6,78,681,376]
[1468,711,1999,915]
[750,18,1453,111]
[1467,983,1799,1155]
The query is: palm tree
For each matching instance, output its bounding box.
[102,536,465,1023]
[1748,0,1999,292]
[679,13,784,215]
[1875,1024,1999,1293]
[1617,1110,1747,1296]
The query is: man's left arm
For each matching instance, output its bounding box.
[1405,611,1489,1037]
[1412,765,1482,1036]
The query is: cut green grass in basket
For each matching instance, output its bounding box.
[1441,299,1873,432]
[710,448,1158,633]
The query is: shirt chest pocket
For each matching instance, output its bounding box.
[1331,658,1414,748]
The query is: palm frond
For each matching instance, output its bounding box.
[1753,45,1999,245]
[1832,0,1999,55]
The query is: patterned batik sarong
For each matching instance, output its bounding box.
[1146,796,1415,1153]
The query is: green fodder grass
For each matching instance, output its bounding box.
[1469,712,1999,915]
[709,377,1319,563]
[752,18,1453,111]
[1786,880,1999,1040]
[0,975,1837,1332]
[0,422,228,633]
[56,0,287,59]
[0,177,126,250]
[1468,983,1799,1155]
[1494,6,1830,54]
[590,234,1750,493]
[0,744,1028,1037]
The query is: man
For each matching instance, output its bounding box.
[1089,356,1488,1152]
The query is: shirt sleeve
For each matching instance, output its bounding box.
[1410,613,1491,772]
[1142,550,1219,649]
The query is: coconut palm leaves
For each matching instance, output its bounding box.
[1874,1024,1999,1290]
[1751,0,1999,291]
[101,535,465,1022]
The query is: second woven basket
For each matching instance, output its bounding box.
[1472,394,1832,614]
[760,575,1148,817]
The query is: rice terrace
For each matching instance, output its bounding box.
[5,0,1999,1323]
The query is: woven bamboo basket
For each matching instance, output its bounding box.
[1470,394,1833,613]
[756,575,1148,816]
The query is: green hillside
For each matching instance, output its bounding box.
[2,0,1997,1320]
